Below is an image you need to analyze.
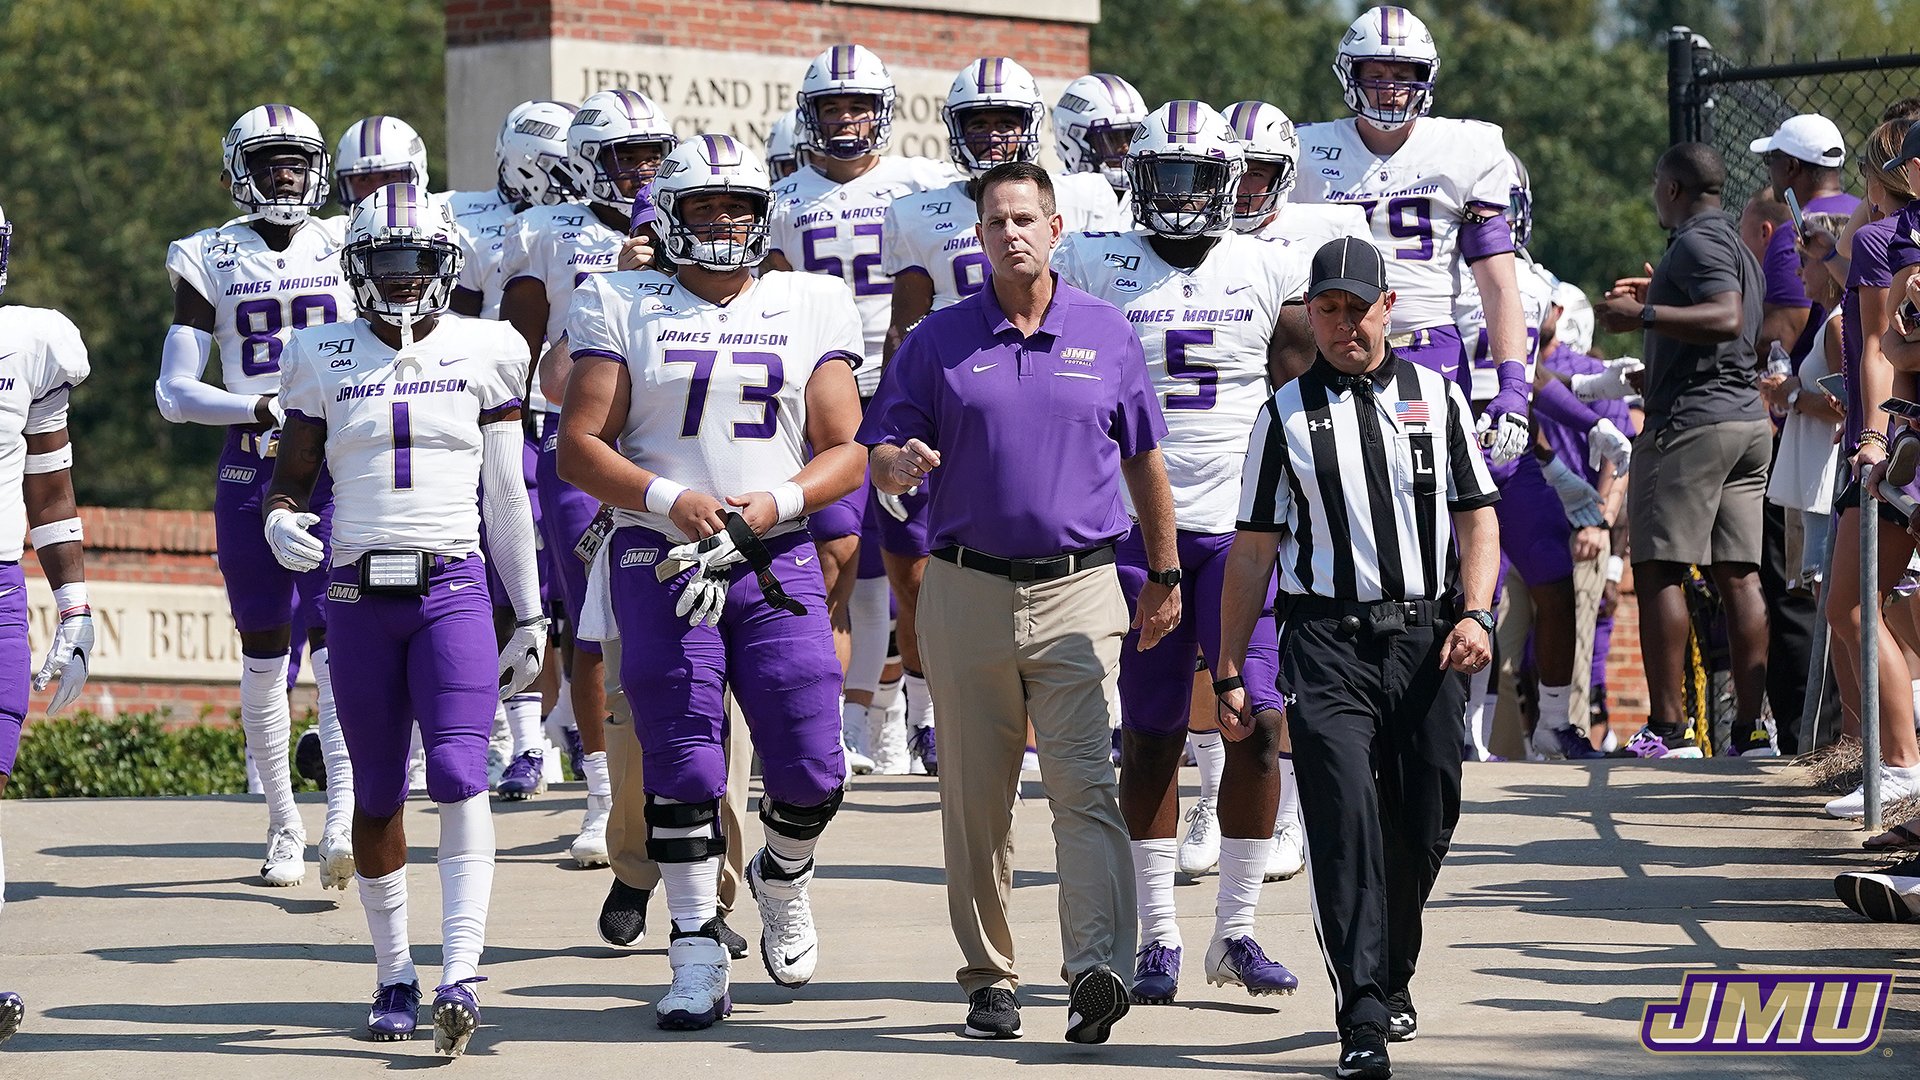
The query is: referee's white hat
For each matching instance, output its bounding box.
[1306,236,1389,305]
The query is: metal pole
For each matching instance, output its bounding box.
[1861,489,1883,832]
[1668,27,1696,147]
[1798,516,1839,753]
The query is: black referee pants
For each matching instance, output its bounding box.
[1280,614,1466,1035]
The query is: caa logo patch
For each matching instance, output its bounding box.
[620,548,659,569]
[329,357,354,370]
[1113,277,1142,292]
[933,220,957,233]
[327,582,361,604]
[1321,168,1343,178]
[214,258,237,272]
[219,465,256,484]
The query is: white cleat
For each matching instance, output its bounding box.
[747,849,819,988]
[541,739,565,785]
[261,824,307,887]
[843,739,875,777]
[867,703,911,775]
[1177,797,1220,877]
[318,827,355,891]
[570,794,612,867]
[1264,821,1306,882]
[657,932,732,1030]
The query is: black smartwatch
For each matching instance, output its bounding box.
[1462,608,1496,634]
[1147,566,1183,587]
[1640,302,1657,329]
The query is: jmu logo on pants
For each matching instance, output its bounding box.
[1640,972,1895,1054]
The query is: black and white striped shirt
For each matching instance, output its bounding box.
[1236,352,1499,601]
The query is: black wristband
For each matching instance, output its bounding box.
[1212,675,1245,695]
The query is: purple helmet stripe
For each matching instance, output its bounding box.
[265,104,287,127]
[979,57,1004,93]
[702,134,742,167]
[614,90,639,121]
[386,185,419,230]
[1232,103,1259,140]
[1095,73,1124,106]
[1382,6,1406,45]
[832,44,855,80]
[363,115,386,159]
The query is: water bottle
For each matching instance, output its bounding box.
[1766,340,1792,378]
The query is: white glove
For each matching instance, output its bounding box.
[877,486,917,523]
[1541,456,1607,529]
[498,617,549,699]
[1476,411,1530,466]
[33,610,94,715]
[675,570,728,628]
[264,394,286,427]
[264,508,325,571]
[1570,357,1643,402]
[1588,417,1633,474]
[661,532,744,628]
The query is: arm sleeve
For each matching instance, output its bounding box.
[856,324,937,447]
[155,324,264,425]
[566,274,624,363]
[277,334,324,424]
[1235,398,1293,531]
[480,419,542,622]
[25,311,91,435]
[1444,380,1500,510]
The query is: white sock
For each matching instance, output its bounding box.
[1274,753,1301,833]
[436,793,495,988]
[507,693,544,757]
[581,751,611,799]
[1466,665,1495,757]
[763,828,818,875]
[872,675,903,714]
[1191,730,1225,801]
[311,648,354,837]
[489,702,509,745]
[240,653,299,830]
[1130,838,1180,949]
[356,867,417,988]
[844,575,891,697]
[1213,836,1267,942]
[651,797,722,932]
[545,684,576,750]
[904,670,936,731]
[1539,683,1573,731]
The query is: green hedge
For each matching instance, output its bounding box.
[5,710,320,799]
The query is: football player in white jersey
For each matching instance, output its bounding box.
[267,183,543,1056]
[0,204,96,1047]
[1054,72,1149,205]
[1226,100,1370,252]
[154,103,356,889]
[765,108,809,182]
[558,135,864,1031]
[1291,6,1534,465]
[762,44,944,774]
[335,115,430,211]
[1052,101,1313,1006]
[452,100,582,319]
[497,89,673,850]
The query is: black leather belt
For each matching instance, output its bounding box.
[933,543,1116,583]
[1286,594,1457,627]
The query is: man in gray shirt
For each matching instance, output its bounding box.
[1597,141,1770,758]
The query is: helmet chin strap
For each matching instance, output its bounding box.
[398,308,416,350]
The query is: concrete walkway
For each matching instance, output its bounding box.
[0,758,1913,1077]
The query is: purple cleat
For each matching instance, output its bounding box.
[909,725,938,776]
[0,991,23,1045]
[562,725,586,781]
[1205,935,1299,997]
[1131,942,1181,1005]
[366,981,420,1042]
[431,978,484,1058]
[495,750,546,800]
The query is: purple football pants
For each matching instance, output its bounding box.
[0,563,28,775]
[1486,453,1574,588]
[608,525,844,806]
[1394,324,1469,384]
[536,412,601,654]
[213,428,334,635]
[1117,528,1282,733]
[325,556,498,817]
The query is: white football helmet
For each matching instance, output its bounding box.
[335,115,430,210]
[652,135,772,272]
[568,89,678,215]
[941,57,1047,177]
[0,202,11,294]
[1553,279,1594,356]
[342,183,463,341]
[796,44,895,160]
[222,104,331,225]
[1508,151,1533,248]
[497,100,580,207]
[1054,74,1149,190]
[766,108,809,180]
[1225,100,1300,233]
[1335,6,1440,131]
[1126,100,1246,239]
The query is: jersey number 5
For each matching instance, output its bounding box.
[1164,329,1217,411]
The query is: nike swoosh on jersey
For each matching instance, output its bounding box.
[972,363,998,373]
[439,359,462,367]
[1226,284,1253,294]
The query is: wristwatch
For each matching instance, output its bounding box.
[1462,608,1496,634]
[1147,566,1183,587]
[1640,303,1657,329]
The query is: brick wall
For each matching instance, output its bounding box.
[448,0,1091,76]
[1604,588,1649,731]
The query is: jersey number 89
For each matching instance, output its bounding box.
[235,294,340,376]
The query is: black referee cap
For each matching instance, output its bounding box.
[1306,236,1388,305]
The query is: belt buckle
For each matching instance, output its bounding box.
[1008,558,1038,583]
[1387,331,1414,350]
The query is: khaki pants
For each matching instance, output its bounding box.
[601,636,748,911]
[1492,535,1611,755]
[917,555,1136,994]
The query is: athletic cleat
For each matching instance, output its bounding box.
[1386,989,1418,1042]
[295,728,326,786]
[260,824,306,887]
[0,991,22,1046]
[657,928,732,1030]
[1205,935,1298,996]
[562,724,586,782]
[1532,723,1605,761]
[747,849,819,987]
[714,914,749,960]
[408,751,429,798]
[867,701,911,775]
[483,738,509,790]
[431,978,483,1058]
[570,794,611,867]
[1021,747,1041,775]
[367,981,421,1042]
[1130,942,1181,1005]
[1826,767,1920,819]
[318,827,355,891]
[1177,797,1220,877]
[1264,821,1306,881]
[963,986,1021,1039]
[843,737,876,777]
[540,741,564,786]
[909,725,938,776]
[1620,726,1701,759]
[1065,964,1129,1044]
[1338,1022,1393,1079]
[1728,720,1780,758]
[495,750,546,800]
[598,879,650,947]
[1835,856,1920,922]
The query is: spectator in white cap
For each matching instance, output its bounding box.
[1750,114,1860,359]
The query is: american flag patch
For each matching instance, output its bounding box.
[1394,400,1431,425]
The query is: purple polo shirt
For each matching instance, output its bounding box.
[1764,191,1861,363]
[857,274,1166,560]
